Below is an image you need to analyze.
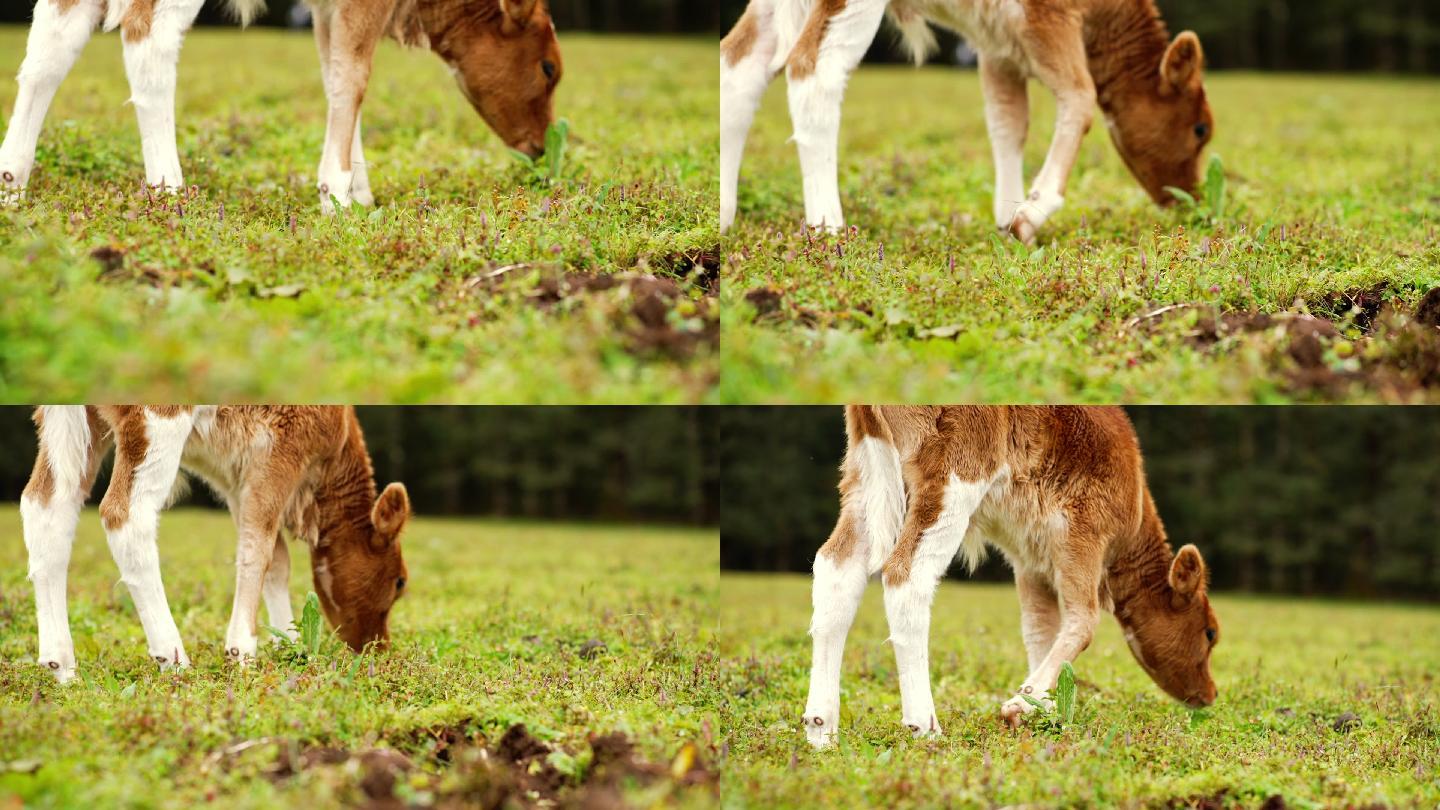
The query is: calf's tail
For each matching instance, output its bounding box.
[767,0,937,73]
[223,0,267,26]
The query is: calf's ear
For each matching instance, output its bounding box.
[1160,31,1204,90]
[1168,544,1207,600]
[372,483,411,547]
[499,0,539,33]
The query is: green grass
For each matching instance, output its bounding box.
[0,508,721,807]
[718,573,1440,807]
[722,71,1440,403]
[0,29,718,403]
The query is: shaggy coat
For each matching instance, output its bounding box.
[802,405,1218,746]
[21,405,409,683]
[721,0,1213,244]
[0,0,561,211]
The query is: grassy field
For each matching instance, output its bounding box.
[722,71,1440,403]
[718,573,1440,808]
[0,29,718,403]
[0,508,721,807]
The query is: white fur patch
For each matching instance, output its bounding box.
[854,437,906,575]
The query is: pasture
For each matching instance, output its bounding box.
[718,573,1440,807]
[0,508,721,807]
[721,70,1440,403]
[0,29,718,403]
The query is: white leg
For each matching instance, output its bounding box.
[120,0,204,191]
[262,533,297,642]
[719,1,779,233]
[1001,558,1101,726]
[801,513,870,749]
[785,0,887,231]
[0,0,102,200]
[882,475,990,738]
[224,519,279,661]
[349,113,373,207]
[20,406,98,683]
[979,55,1028,231]
[101,409,195,669]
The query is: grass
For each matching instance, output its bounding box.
[721,70,1440,403]
[0,29,718,403]
[718,573,1440,808]
[0,508,722,807]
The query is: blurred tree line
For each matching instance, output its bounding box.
[0,0,719,32]
[721,407,1440,600]
[0,407,717,526]
[719,0,1440,73]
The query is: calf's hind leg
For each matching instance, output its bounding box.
[21,406,107,682]
[121,0,206,191]
[881,474,990,738]
[802,510,871,748]
[785,0,887,230]
[314,0,391,213]
[313,9,374,207]
[262,533,297,642]
[0,0,103,200]
[101,408,196,669]
[720,0,781,232]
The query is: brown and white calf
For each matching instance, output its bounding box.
[20,406,409,683]
[0,0,561,211]
[721,0,1213,243]
[803,405,1217,746]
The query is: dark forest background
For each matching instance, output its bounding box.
[0,0,720,32]
[721,407,1440,600]
[0,407,717,526]
[719,0,1440,73]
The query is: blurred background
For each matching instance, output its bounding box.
[719,0,1440,72]
[0,0,719,32]
[721,407,1440,600]
[0,407,717,526]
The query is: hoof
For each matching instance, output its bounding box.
[802,714,837,749]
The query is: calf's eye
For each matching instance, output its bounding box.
[1204,627,1216,644]
[396,576,406,593]
[1194,122,1209,140]
[542,61,556,81]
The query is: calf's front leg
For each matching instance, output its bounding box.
[262,533,297,642]
[121,0,205,192]
[314,0,389,213]
[0,0,102,200]
[101,409,196,670]
[979,55,1029,233]
[785,0,887,231]
[1009,29,1095,245]
[1000,542,1101,726]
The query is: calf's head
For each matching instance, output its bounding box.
[316,483,411,652]
[1104,31,1213,206]
[444,0,562,157]
[1119,544,1219,707]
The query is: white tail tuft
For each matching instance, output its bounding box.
[224,0,267,27]
[888,9,937,67]
[36,406,91,500]
[853,437,907,576]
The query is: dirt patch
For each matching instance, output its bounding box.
[1131,286,1440,400]
[467,267,718,361]
[214,722,716,809]
[743,286,784,318]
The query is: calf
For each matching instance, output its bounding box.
[721,0,1213,243]
[0,0,562,212]
[803,405,1218,747]
[20,405,410,683]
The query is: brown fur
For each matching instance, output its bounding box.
[787,0,846,80]
[52,0,83,13]
[22,410,55,508]
[405,0,561,155]
[121,0,155,44]
[835,405,1219,707]
[721,8,761,68]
